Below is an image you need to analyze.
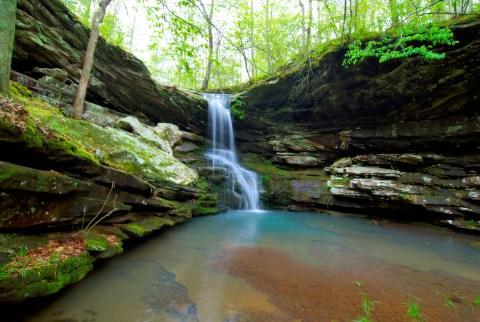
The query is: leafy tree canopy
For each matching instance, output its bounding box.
[61,0,479,89]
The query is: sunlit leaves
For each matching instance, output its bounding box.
[343,22,459,66]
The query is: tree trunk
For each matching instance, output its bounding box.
[72,0,112,119]
[0,0,17,97]
[317,0,322,43]
[250,0,256,78]
[128,1,139,51]
[388,0,400,27]
[201,0,215,90]
[299,0,306,48]
[306,0,313,50]
[340,0,347,44]
[264,0,273,73]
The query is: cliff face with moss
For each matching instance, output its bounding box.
[0,82,219,304]
[236,19,480,231]
[12,0,207,132]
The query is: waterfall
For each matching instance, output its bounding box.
[204,93,261,210]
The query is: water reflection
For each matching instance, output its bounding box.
[4,211,480,321]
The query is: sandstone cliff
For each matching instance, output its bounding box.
[237,18,480,231]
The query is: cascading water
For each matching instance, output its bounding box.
[204,93,261,210]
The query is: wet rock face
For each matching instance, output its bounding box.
[12,0,208,132]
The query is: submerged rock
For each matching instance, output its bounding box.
[142,264,199,322]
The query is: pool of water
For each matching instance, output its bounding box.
[5,211,480,321]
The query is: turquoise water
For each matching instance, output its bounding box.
[5,211,480,321]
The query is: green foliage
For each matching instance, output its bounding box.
[475,295,480,306]
[355,293,375,322]
[19,245,27,257]
[61,0,476,89]
[343,22,459,66]
[466,219,477,229]
[406,296,423,320]
[230,99,246,119]
[62,0,128,49]
[444,295,456,309]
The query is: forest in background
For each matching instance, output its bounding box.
[62,0,479,90]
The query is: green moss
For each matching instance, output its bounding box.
[242,154,290,176]
[9,81,32,99]
[2,83,197,185]
[120,223,144,237]
[0,164,19,182]
[85,234,109,252]
[84,233,123,258]
[0,93,99,165]
[192,206,222,216]
[119,216,180,238]
[0,252,93,303]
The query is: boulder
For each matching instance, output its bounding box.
[116,116,173,155]
[154,123,183,147]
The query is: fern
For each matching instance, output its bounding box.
[343,22,459,66]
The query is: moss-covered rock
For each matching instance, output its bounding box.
[0,253,93,304]
[0,161,89,194]
[0,93,99,165]
[118,216,175,238]
[1,87,198,186]
[84,232,123,258]
[115,116,173,155]
[26,104,197,185]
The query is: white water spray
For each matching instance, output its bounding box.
[204,93,261,210]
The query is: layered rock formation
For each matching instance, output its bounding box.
[238,18,480,231]
[0,83,218,304]
[1,0,220,304]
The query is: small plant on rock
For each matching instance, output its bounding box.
[444,295,456,309]
[355,293,376,322]
[81,181,118,237]
[406,296,423,320]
